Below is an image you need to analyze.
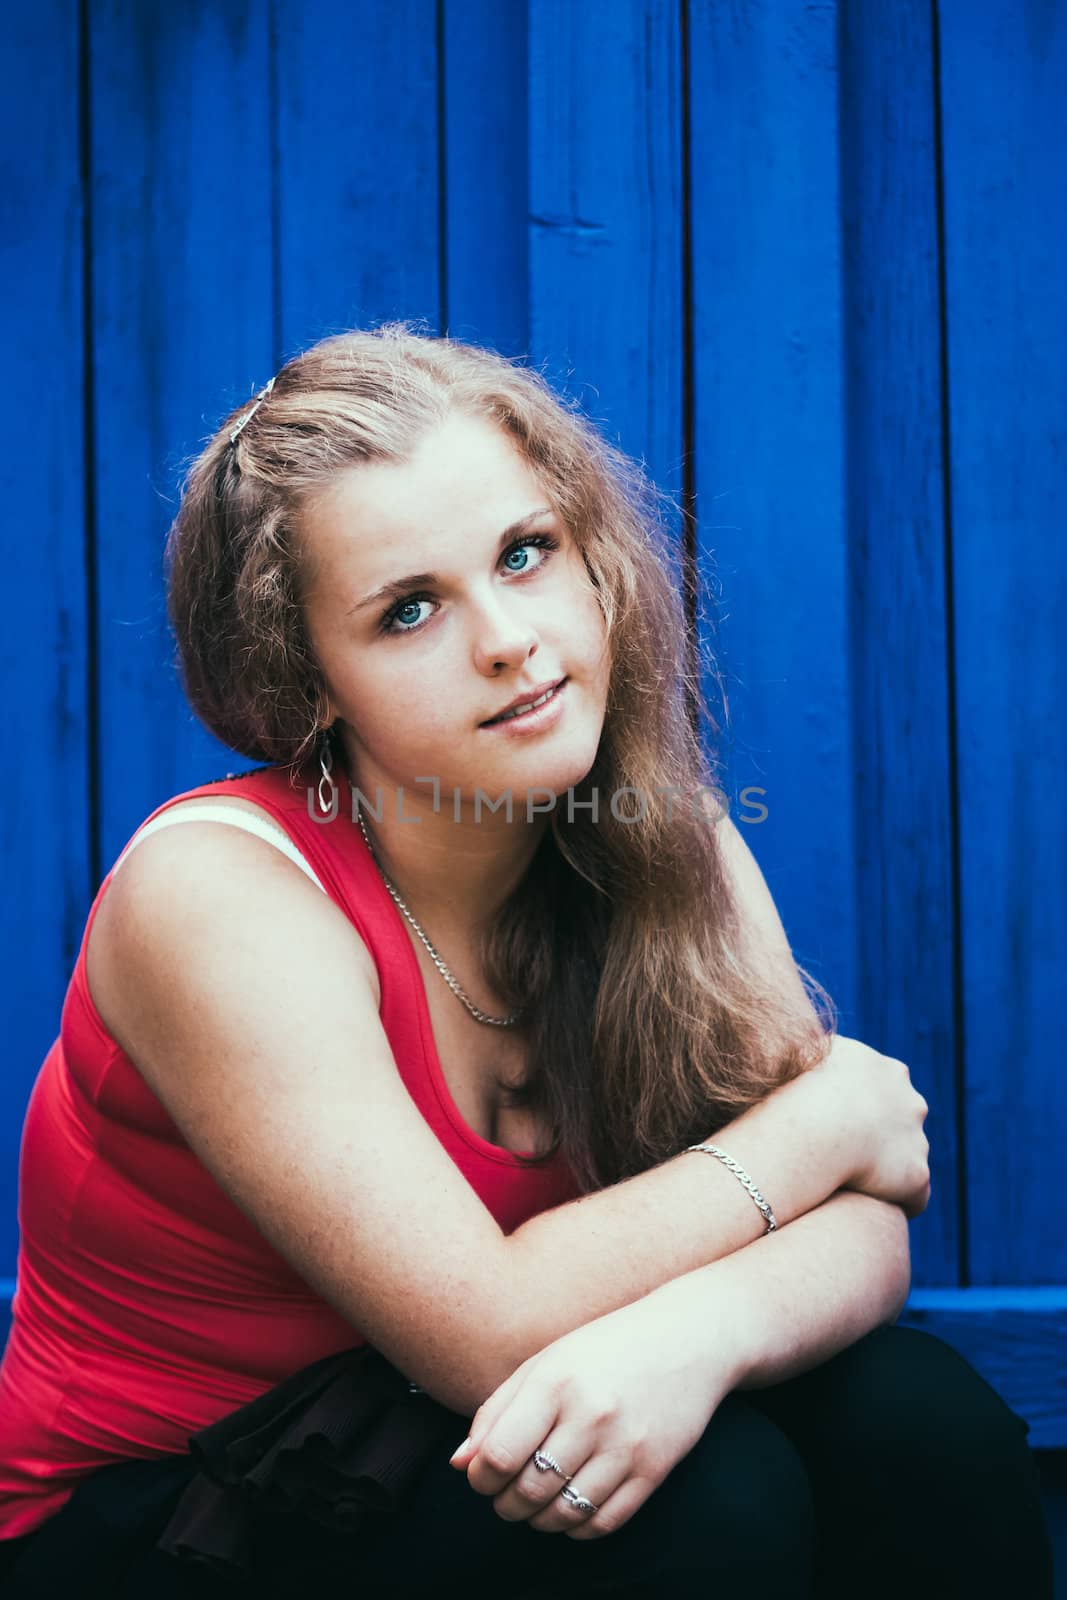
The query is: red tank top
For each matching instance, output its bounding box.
[0,761,579,1538]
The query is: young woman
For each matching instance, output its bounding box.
[0,324,1052,1598]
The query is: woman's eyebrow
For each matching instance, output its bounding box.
[347,508,554,615]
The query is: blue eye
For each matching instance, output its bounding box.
[378,534,559,636]
[387,597,429,631]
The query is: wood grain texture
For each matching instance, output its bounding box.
[442,0,529,357]
[274,0,440,353]
[936,0,1067,1285]
[528,0,686,591]
[0,2,90,1265]
[687,1,857,1057]
[89,0,274,866]
[838,0,958,1287]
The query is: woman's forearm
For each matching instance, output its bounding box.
[501,1067,862,1373]
[647,1188,912,1393]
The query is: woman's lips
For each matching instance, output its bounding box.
[480,678,569,733]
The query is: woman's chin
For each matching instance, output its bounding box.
[470,747,601,807]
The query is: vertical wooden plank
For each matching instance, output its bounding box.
[838,1,957,1286]
[90,0,274,871]
[687,3,857,1022]
[442,0,529,357]
[0,2,89,1271]
[527,0,686,577]
[937,1,1067,1284]
[274,0,440,354]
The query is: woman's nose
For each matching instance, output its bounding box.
[469,595,540,675]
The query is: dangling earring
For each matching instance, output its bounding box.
[317,730,339,817]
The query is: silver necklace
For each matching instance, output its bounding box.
[355,807,523,1029]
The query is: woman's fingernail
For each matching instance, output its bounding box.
[449,1436,472,1463]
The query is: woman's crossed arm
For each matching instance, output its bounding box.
[88,816,925,1418]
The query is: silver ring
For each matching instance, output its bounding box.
[559,1484,600,1515]
[532,1448,573,1482]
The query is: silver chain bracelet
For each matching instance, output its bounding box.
[684,1143,778,1234]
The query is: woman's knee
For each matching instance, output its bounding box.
[810,1324,1033,1471]
[636,1391,817,1581]
[759,1320,1049,1562]
[743,1325,1053,1596]
[536,1392,816,1596]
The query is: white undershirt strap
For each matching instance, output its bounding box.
[110,801,327,894]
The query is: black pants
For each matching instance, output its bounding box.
[0,1325,1054,1598]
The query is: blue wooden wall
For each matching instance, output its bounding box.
[2,0,1064,1529]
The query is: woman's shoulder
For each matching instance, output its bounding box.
[85,785,383,1053]
[107,793,312,882]
[105,759,359,907]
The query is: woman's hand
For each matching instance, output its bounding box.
[447,1279,742,1540]
[812,1034,931,1218]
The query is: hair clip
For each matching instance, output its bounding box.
[229,375,276,445]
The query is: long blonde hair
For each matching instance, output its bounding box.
[165,320,836,1192]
